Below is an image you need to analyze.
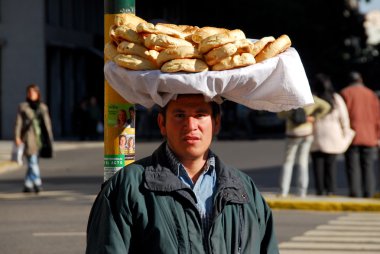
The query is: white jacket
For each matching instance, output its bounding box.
[311,93,355,154]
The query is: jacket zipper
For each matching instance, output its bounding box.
[237,205,244,254]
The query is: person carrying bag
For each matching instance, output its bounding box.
[14,84,54,193]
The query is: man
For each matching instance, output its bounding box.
[86,94,279,253]
[340,71,380,198]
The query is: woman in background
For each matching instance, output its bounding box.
[14,84,54,193]
[310,73,354,196]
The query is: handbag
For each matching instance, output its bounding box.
[11,143,24,165]
[38,115,53,158]
[39,142,53,158]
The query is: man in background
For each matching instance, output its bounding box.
[340,71,380,198]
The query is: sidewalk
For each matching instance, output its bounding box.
[1,140,379,212]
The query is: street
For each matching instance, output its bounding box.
[0,140,379,253]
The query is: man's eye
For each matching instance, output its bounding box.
[174,113,185,118]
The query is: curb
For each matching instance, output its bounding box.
[265,196,380,212]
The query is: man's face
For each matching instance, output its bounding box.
[157,95,220,162]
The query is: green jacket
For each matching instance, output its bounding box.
[86,142,279,254]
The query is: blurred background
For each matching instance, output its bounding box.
[0,0,379,140]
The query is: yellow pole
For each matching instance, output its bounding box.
[104,0,136,181]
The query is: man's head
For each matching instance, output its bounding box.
[347,71,363,85]
[157,94,221,162]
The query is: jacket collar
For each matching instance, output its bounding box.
[144,142,249,204]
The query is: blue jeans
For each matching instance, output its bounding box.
[24,154,42,188]
[279,135,313,196]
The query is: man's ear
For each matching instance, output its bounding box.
[157,113,167,136]
[213,114,221,135]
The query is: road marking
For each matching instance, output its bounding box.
[33,232,86,237]
[339,215,380,221]
[292,236,380,243]
[329,220,380,226]
[317,225,380,231]
[305,230,380,236]
[279,242,380,250]
[279,212,380,253]
[0,191,96,201]
[280,250,380,254]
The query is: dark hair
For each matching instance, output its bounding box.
[311,73,335,110]
[347,71,363,84]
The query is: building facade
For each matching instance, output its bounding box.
[0,0,104,139]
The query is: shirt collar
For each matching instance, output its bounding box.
[165,142,215,177]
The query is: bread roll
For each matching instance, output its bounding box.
[255,34,291,63]
[234,39,255,53]
[161,59,209,73]
[104,42,119,61]
[117,41,159,63]
[144,34,194,51]
[156,46,202,67]
[204,43,238,66]
[205,39,254,66]
[192,26,229,44]
[109,25,121,44]
[114,13,147,29]
[136,22,187,39]
[249,36,275,56]
[211,53,256,71]
[198,29,246,54]
[115,26,144,44]
[114,54,158,70]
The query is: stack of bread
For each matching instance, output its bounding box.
[104,13,292,73]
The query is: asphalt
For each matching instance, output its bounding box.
[1,140,380,212]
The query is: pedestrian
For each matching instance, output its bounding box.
[340,71,380,198]
[310,73,355,196]
[14,84,54,193]
[86,94,279,253]
[277,95,331,197]
[73,98,90,140]
[88,96,102,139]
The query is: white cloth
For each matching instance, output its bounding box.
[104,47,314,112]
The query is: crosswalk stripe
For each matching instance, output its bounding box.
[280,250,380,254]
[344,213,380,218]
[33,232,86,237]
[329,220,380,226]
[304,230,380,236]
[317,225,380,231]
[279,213,380,253]
[292,236,380,243]
[279,242,380,250]
[338,216,380,221]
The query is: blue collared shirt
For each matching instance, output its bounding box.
[165,144,216,246]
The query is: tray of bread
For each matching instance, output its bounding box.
[104,13,314,111]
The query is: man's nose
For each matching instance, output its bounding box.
[185,116,198,129]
